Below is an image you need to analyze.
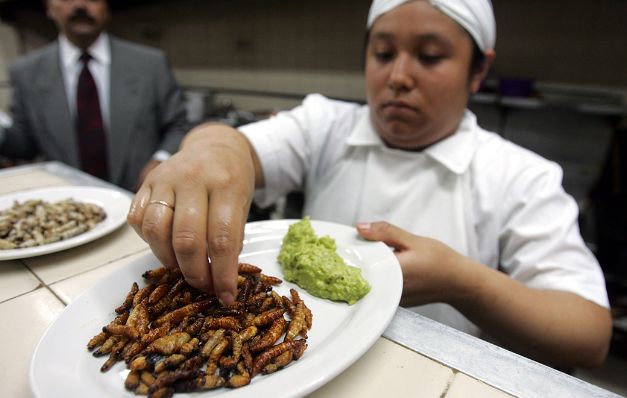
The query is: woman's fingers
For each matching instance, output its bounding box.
[356,221,410,251]
[140,186,178,270]
[205,189,250,306]
[171,185,212,293]
[127,184,152,241]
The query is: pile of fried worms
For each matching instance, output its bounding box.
[0,198,106,249]
[88,264,312,398]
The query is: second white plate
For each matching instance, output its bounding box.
[0,186,131,261]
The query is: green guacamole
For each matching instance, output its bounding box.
[278,217,370,305]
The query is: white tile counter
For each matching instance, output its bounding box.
[0,162,620,398]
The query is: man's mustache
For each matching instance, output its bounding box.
[68,8,95,24]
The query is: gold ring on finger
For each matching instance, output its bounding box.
[148,199,175,211]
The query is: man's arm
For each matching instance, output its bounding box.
[0,64,39,160]
[0,110,11,146]
[133,52,189,190]
[154,52,189,155]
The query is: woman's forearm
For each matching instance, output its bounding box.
[448,255,612,368]
[358,222,612,368]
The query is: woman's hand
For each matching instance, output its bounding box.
[357,221,612,368]
[127,123,259,305]
[356,221,466,306]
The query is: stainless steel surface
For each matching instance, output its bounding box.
[2,161,131,195]
[384,307,622,398]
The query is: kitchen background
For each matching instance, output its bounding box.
[0,0,626,395]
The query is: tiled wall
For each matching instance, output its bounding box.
[1,0,626,100]
[105,0,627,90]
[490,0,627,86]
[110,0,367,72]
[176,68,365,113]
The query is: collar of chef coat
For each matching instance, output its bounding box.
[345,109,479,175]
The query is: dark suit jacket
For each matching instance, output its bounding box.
[0,36,189,190]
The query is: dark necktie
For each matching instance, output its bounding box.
[76,52,109,180]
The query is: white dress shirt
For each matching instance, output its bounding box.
[59,33,111,130]
[58,33,169,162]
[241,93,609,336]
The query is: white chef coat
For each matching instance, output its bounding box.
[240,93,609,336]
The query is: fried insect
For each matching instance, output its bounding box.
[116,282,138,314]
[123,341,147,363]
[0,198,106,249]
[249,317,287,352]
[93,335,116,357]
[125,370,141,390]
[291,288,313,331]
[179,337,199,356]
[263,350,293,374]
[142,267,168,282]
[219,332,243,368]
[87,331,109,351]
[154,300,213,327]
[147,332,191,355]
[260,274,283,286]
[208,337,230,364]
[201,329,226,358]
[252,340,307,376]
[149,283,171,305]
[202,316,241,332]
[130,355,149,371]
[228,362,251,388]
[285,288,313,338]
[154,354,187,373]
[238,263,262,274]
[252,308,285,327]
[88,264,312,395]
[103,324,139,340]
[100,336,128,372]
[132,284,154,308]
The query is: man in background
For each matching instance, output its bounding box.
[0,0,189,191]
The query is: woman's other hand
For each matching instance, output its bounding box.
[356,221,465,307]
[356,220,612,368]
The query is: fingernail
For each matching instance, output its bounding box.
[357,222,371,231]
[218,291,234,306]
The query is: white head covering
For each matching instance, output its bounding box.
[367,0,496,51]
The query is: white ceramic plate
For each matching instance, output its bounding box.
[30,219,402,398]
[0,186,131,260]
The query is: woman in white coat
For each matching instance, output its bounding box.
[128,0,612,368]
